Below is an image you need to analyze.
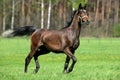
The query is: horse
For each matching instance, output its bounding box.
[24,3,89,74]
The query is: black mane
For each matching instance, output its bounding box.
[61,10,77,29]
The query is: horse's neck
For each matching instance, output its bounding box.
[68,15,81,38]
[70,15,78,29]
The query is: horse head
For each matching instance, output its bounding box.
[77,3,89,24]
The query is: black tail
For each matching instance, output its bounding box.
[12,26,37,36]
[1,26,37,38]
[1,29,14,38]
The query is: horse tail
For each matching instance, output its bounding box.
[12,26,37,37]
[1,26,37,38]
[1,29,14,38]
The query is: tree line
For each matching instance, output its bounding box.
[0,0,120,37]
[87,0,120,37]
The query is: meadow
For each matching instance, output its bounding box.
[0,37,120,80]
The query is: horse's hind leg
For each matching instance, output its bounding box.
[33,46,50,73]
[33,52,40,74]
[24,45,36,73]
[24,51,34,73]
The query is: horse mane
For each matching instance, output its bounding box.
[61,10,77,29]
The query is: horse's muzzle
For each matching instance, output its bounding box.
[86,20,90,25]
[82,20,90,25]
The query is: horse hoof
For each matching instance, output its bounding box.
[24,72,27,73]
[63,70,69,74]
[24,70,27,73]
[33,69,38,74]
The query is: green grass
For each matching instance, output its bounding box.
[0,37,120,80]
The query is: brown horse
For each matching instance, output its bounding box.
[24,3,89,74]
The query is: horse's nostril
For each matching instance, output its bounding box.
[87,20,90,23]
[82,21,85,22]
[86,20,90,25]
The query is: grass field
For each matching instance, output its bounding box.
[0,37,120,80]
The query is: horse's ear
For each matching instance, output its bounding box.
[78,3,82,10]
[84,4,87,9]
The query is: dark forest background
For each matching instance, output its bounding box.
[0,0,120,37]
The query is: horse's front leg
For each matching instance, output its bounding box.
[64,48,77,73]
[63,56,70,73]
[68,56,77,73]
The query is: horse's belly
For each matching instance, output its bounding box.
[45,43,62,51]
